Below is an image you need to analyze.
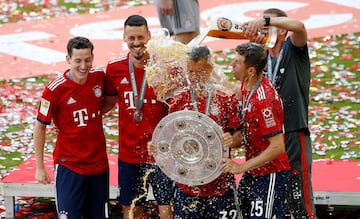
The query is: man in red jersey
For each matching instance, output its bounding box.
[149,46,241,218]
[103,15,173,219]
[34,36,109,219]
[221,42,291,219]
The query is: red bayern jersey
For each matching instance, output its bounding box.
[241,76,290,176]
[36,69,109,175]
[167,89,241,197]
[105,54,168,164]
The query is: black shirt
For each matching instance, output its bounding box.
[265,38,311,133]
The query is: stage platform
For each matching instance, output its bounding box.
[1,154,360,218]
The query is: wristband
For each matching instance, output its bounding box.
[263,15,271,26]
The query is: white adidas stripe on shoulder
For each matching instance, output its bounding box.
[257,85,266,101]
[90,67,105,73]
[108,54,127,65]
[48,75,66,91]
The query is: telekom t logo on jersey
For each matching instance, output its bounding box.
[124,91,157,109]
[73,108,88,127]
[124,91,136,109]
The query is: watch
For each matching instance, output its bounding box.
[263,15,271,26]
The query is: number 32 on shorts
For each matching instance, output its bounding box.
[220,209,238,219]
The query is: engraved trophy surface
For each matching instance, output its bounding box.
[152,110,229,186]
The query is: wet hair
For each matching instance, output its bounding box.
[124,15,148,28]
[235,42,267,75]
[264,8,288,17]
[189,46,211,63]
[67,36,94,57]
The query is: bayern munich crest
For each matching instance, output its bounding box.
[217,17,232,31]
[93,85,102,98]
[152,110,229,186]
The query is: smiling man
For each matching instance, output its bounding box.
[103,15,174,219]
[34,36,109,219]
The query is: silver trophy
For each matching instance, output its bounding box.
[152,110,229,186]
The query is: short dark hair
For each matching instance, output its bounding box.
[189,46,211,62]
[235,43,267,74]
[67,36,94,57]
[124,15,148,28]
[264,8,288,17]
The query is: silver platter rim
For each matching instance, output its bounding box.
[152,110,228,186]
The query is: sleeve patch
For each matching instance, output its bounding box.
[39,98,50,116]
[262,107,276,128]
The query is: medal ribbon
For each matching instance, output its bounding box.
[241,75,263,145]
[190,85,213,116]
[267,48,284,85]
[241,75,263,119]
[129,55,147,113]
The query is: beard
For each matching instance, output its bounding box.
[134,51,143,60]
[130,44,144,60]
